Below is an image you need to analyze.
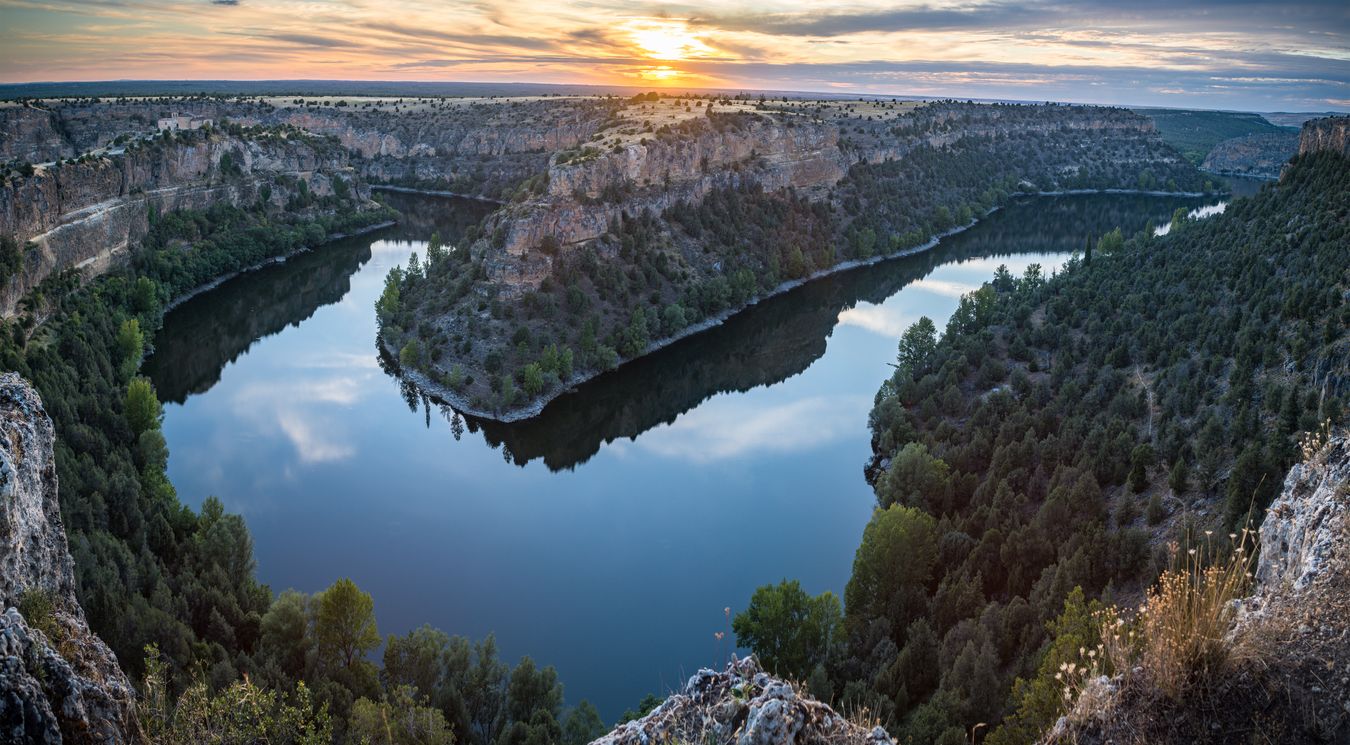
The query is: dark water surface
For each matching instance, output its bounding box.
[145,190,1218,720]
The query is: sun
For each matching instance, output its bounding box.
[627,20,714,61]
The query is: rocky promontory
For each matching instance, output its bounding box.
[590,657,894,745]
[382,99,1207,422]
[0,372,138,743]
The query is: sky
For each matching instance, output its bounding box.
[1,0,1347,111]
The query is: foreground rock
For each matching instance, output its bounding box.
[1046,434,1350,744]
[0,372,138,743]
[590,657,893,745]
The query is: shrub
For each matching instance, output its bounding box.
[1136,527,1257,699]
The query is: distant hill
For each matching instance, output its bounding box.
[1263,111,1347,128]
[1134,107,1295,165]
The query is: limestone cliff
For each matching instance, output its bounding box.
[0,129,370,316]
[589,657,894,745]
[0,372,138,744]
[1298,116,1350,157]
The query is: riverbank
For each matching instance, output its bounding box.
[384,188,1219,424]
[162,219,396,314]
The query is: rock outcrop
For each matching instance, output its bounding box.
[1299,116,1350,157]
[0,372,138,743]
[590,657,893,745]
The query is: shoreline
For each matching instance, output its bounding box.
[383,187,1221,424]
[162,219,396,314]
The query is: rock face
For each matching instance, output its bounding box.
[0,131,369,316]
[478,102,1182,297]
[590,658,893,745]
[0,373,138,743]
[1201,131,1298,179]
[1299,116,1350,157]
[1254,435,1349,593]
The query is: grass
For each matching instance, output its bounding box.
[1055,522,1260,728]
[1137,527,1258,699]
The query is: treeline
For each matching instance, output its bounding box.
[0,196,611,743]
[729,151,1348,743]
[388,104,1210,417]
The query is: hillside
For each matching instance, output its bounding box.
[382,101,1207,421]
[848,144,1346,742]
[1134,107,1294,165]
[1199,131,1300,179]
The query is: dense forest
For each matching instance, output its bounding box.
[383,102,1211,418]
[727,151,1348,743]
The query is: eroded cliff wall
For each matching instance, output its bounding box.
[0,372,138,744]
[0,130,368,316]
[1298,116,1350,157]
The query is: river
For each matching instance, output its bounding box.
[143,189,1220,720]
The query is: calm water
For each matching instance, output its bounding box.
[145,190,1217,720]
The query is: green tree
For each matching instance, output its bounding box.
[1127,443,1155,492]
[1168,459,1189,495]
[876,441,951,511]
[845,505,938,636]
[399,340,421,369]
[497,657,563,745]
[988,588,1103,745]
[896,316,938,379]
[732,579,843,680]
[259,590,311,683]
[116,318,145,375]
[522,363,545,397]
[125,377,162,436]
[561,701,606,745]
[315,578,380,672]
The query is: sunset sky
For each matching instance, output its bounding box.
[1,0,1346,111]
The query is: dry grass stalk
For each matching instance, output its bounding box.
[1137,525,1258,699]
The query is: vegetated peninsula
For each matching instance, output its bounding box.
[378,97,1211,421]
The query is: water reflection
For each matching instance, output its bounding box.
[442,193,1214,471]
[145,193,493,403]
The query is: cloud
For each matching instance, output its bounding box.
[1,0,1346,110]
[211,0,239,6]
[837,304,915,338]
[634,395,868,462]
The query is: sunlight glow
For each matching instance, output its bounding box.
[627,20,715,61]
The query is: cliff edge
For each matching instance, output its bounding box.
[589,657,893,745]
[1046,433,1350,744]
[0,372,138,744]
[1298,116,1350,157]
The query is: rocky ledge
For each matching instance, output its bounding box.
[0,372,138,744]
[590,657,893,745]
